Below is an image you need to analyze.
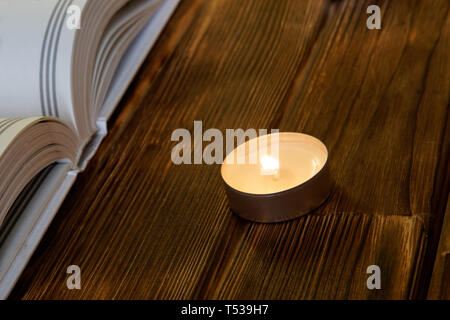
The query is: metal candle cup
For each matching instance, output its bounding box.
[221,132,331,223]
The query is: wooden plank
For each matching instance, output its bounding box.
[278,0,449,218]
[428,199,450,299]
[193,214,425,299]
[9,0,449,299]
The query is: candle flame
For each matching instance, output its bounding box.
[260,155,280,176]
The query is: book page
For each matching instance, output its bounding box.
[0,1,61,117]
[0,118,40,157]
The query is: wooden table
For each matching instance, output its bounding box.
[10,0,449,299]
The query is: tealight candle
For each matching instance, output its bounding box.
[221,132,331,223]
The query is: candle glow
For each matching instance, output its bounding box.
[260,155,280,176]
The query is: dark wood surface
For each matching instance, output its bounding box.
[429,198,450,299]
[10,0,449,299]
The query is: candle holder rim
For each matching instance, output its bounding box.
[220,131,329,196]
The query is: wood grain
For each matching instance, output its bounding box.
[10,0,450,299]
[429,199,450,299]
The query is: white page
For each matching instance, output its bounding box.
[0,1,70,117]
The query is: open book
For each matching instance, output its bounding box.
[0,0,179,298]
